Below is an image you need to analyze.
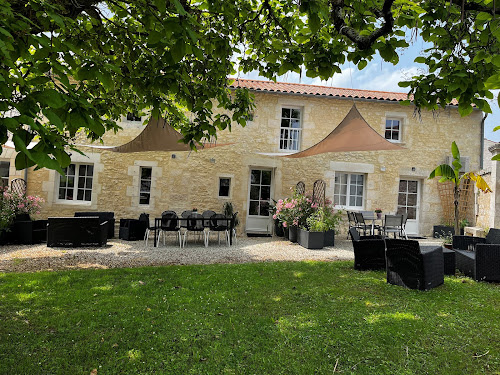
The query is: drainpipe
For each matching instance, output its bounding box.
[480,113,487,170]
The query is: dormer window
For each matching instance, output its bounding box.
[280,107,302,151]
[385,118,401,142]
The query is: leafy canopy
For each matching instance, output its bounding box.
[1,0,499,171]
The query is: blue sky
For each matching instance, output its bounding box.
[238,37,500,142]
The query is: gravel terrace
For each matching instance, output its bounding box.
[0,235,442,273]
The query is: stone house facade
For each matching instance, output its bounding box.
[1,79,487,237]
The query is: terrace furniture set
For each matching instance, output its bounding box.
[149,210,237,248]
[350,226,500,290]
[347,211,408,239]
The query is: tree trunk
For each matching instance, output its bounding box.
[454,185,460,236]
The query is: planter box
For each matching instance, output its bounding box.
[288,225,298,243]
[298,228,324,249]
[274,220,285,237]
[324,229,335,247]
[433,225,464,238]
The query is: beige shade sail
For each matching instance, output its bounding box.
[285,104,403,158]
[110,117,229,153]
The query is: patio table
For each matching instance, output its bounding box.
[153,216,234,247]
[361,212,382,235]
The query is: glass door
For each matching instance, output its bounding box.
[246,169,273,234]
[397,179,420,235]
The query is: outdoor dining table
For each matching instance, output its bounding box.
[362,212,383,235]
[153,216,235,247]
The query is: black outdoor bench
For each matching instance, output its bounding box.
[119,214,149,241]
[74,211,115,238]
[47,217,108,247]
[453,228,500,282]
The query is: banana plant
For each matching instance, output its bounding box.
[429,141,492,236]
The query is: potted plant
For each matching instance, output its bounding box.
[273,195,301,242]
[433,221,456,238]
[322,205,343,247]
[375,208,383,219]
[298,210,327,249]
[436,230,453,249]
[429,141,491,236]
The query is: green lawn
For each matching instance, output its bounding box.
[0,261,498,374]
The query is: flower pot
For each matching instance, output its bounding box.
[376,212,382,219]
[288,225,298,243]
[323,229,335,247]
[443,243,453,250]
[432,225,463,237]
[298,228,324,249]
[274,220,284,237]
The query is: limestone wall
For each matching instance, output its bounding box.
[25,92,484,236]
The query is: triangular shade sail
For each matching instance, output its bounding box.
[285,104,403,158]
[96,117,230,153]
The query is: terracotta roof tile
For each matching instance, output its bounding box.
[230,78,461,106]
[229,78,411,102]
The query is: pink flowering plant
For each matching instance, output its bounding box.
[0,187,44,233]
[273,190,343,231]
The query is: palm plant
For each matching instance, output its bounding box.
[429,141,492,235]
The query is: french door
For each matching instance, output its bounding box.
[397,179,420,235]
[246,169,273,234]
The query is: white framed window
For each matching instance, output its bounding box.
[333,173,365,209]
[385,118,402,142]
[58,163,94,202]
[139,167,152,205]
[218,177,231,198]
[280,107,301,151]
[0,161,9,188]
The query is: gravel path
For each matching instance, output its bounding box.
[0,235,442,273]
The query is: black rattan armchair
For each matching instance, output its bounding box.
[452,228,500,282]
[385,239,444,290]
[349,227,386,271]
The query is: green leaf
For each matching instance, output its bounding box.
[493,125,500,132]
[492,154,500,161]
[414,56,426,64]
[148,30,162,45]
[458,102,473,117]
[171,39,186,63]
[155,0,166,14]
[42,108,64,130]
[358,60,367,70]
[309,13,320,33]
[172,0,187,15]
[428,164,455,180]
[451,141,460,160]
[42,89,66,109]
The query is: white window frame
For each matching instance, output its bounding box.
[139,166,152,205]
[57,163,94,204]
[333,172,365,209]
[384,117,403,142]
[279,107,302,152]
[218,177,231,198]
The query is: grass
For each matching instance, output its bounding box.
[0,261,499,374]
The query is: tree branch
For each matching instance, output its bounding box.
[329,0,395,50]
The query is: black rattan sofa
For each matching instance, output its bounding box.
[452,228,500,282]
[74,212,115,238]
[47,217,108,247]
[349,227,386,270]
[385,239,444,290]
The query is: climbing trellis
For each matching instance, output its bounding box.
[295,181,305,195]
[437,179,474,224]
[10,178,27,196]
[312,179,326,207]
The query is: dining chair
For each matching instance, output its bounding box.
[354,212,371,236]
[183,213,207,247]
[383,214,405,239]
[157,212,181,248]
[202,210,216,227]
[205,213,230,246]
